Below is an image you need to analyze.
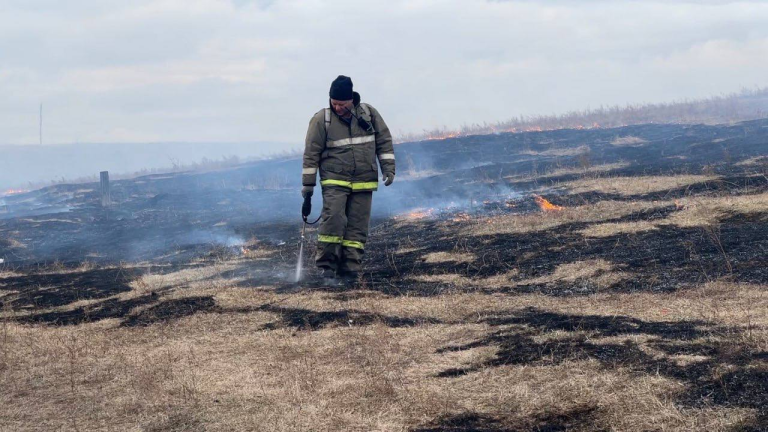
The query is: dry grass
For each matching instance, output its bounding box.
[411,273,474,288]
[667,191,768,227]
[422,251,475,264]
[463,199,668,236]
[578,220,659,237]
[2,275,766,431]
[519,145,591,157]
[517,259,628,288]
[560,175,716,196]
[0,270,23,279]
[610,135,648,147]
[505,162,630,184]
[409,260,628,293]
[2,172,767,430]
[735,156,767,167]
[5,238,27,249]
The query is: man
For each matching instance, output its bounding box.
[301,75,395,284]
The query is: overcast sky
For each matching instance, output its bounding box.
[1,0,767,148]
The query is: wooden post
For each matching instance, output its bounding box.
[100,171,111,207]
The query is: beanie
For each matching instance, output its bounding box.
[329,75,354,100]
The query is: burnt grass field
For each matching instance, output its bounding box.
[1,120,768,431]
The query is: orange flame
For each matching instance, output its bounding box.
[451,213,471,222]
[424,132,462,141]
[399,208,435,220]
[3,189,28,196]
[534,195,564,212]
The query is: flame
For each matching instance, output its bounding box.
[451,213,471,222]
[424,131,462,141]
[534,195,564,212]
[3,188,28,196]
[399,208,435,220]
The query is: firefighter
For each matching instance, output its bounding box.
[301,75,395,284]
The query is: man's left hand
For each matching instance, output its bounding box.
[383,173,395,186]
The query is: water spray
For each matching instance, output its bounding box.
[296,191,321,283]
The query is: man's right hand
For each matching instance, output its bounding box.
[301,186,314,199]
[383,173,395,186]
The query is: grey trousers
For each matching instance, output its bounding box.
[316,187,373,273]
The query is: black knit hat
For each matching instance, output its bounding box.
[329,75,354,100]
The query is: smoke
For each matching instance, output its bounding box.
[0,135,528,264]
[374,177,522,219]
[6,114,764,266]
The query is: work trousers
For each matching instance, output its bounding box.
[316,187,373,274]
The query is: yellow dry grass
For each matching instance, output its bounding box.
[579,220,659,237]
[1,277,765,431]
[505,162,630,184]
[409,259,628,293]
[565,191,768,237]
[610,136,648,147]
[0,270,23,279]
[463,199,667,236]
[667,191,768,227]
[5,238,27,249]
[422,251,475,264]
[411,273,474,288]
[519,145,591,157]
[517,259,628,289]
[2,172,767,430]
[1,259,767,431]
[561,175,716,196]
[735,156,767,167]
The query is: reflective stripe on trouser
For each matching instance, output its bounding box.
[320,179,378,191]
[316,187,372,273]
[317,235,364,249]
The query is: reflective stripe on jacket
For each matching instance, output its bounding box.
[302,100,395,190]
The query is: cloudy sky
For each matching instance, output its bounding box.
[1,0,767,149]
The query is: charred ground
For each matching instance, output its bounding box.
[1,120,767,431]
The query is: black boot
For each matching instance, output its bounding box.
[321,268,341,286]
[339,271,359,286]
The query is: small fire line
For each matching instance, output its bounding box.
[395,194,565,222]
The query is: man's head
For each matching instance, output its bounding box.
[329,75,354,116]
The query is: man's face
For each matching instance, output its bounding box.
[330,98,354,116]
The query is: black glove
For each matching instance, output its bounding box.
[302,196,312,219]
[383,173,395,186]
[301,186,314,219]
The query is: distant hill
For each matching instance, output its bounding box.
[397,88,768,142]
[0,141,297,190]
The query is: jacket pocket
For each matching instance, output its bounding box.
[321,159,344,174]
